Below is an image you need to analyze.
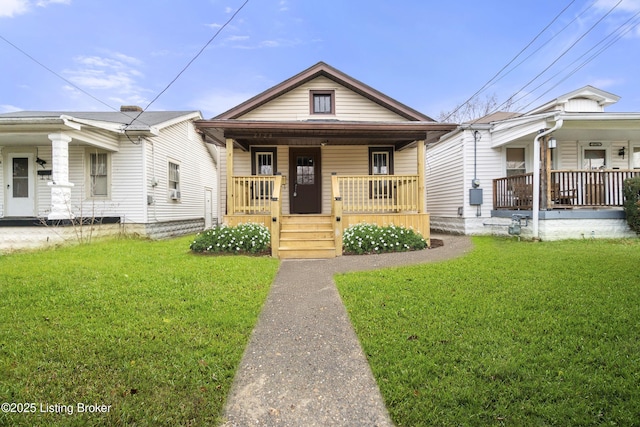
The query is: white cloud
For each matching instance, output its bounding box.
[0,103,23,113]
[36,0,70,7]
[0,0,70,17]
[227,35,249,42]
[63,53,150,106]
[595,0,640,13]
[0,0,30,17]
[191,90,255,118]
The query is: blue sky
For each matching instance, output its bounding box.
[2,0,640,119]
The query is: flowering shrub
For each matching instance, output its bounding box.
[342,223,427,255]
[190,223,270,255]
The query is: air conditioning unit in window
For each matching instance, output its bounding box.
[169,189,181,200]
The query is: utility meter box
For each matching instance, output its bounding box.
[469,188,483,206]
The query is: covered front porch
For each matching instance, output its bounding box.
[494,169,640,210]
[196,120,455,258]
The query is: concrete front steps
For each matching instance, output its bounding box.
[278,215,337,259]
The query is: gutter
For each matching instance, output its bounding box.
[532,117,563,239]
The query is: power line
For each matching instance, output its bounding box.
[125,0,250,129]
[0,33,153,126]
[487,0,598,92]
[518,9,640,112]
[440,0,577,122]
[488,0,624,116]
[0,34,119,113]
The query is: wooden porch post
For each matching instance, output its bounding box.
[226,138,234,215]
[417,140,425,213]
[540,136,552,210]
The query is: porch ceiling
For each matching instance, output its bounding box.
[195,119,456,150]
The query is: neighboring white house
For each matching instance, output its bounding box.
[427,86,640,240]
[0,107,219,252]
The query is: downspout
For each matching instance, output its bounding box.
[532,118,563,239]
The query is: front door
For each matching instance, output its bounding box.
[289,148,321,214]
[5,153,36,216]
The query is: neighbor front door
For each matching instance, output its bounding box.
[5,153,36,217]
[289,148,321,214]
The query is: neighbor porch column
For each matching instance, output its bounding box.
[417,139,425,213]
[47,132,75,220]
[226,138,234,215]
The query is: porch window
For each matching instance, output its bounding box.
[369,147,394,199]
[87,151,110,197]
[310,90,334,114]
[168,161,181,200]
[632,147,640,169]
[251,147,276,199]
[506,148,526,176]
[583,149,606,169]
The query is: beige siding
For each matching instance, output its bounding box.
[240,76,408,122]
[230,144,417,215]
[321,145,369,213]
[395,146,418,174]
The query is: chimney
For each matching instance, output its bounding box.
[120,105,143,112]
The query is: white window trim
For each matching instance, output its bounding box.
[503,146,529,176]
[578,141,611,170]
[168,159,181,201]
[85,149,111,199]
[631,144,640,169]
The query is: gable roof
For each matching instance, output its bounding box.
[525,85,620,115]
[214,61,434,122]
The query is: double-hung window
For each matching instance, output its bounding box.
[87,151,110,198]
[506,147,526,176]
[310,90,335,115]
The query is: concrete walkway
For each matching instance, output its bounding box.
[221,234,473,426]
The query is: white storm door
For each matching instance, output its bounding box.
[5,153,36,216]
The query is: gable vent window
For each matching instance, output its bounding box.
[310,90,335,115]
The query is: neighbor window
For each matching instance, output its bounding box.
[633,147,640,169]
[168,161,180,200]
[506,147,526,176]
[310,90,334,114]
[87,151,110,197]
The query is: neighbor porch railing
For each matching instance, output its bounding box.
[335,175,420,213]
[493,170,640,209]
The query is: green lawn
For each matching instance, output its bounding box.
[336,237,640,426]
[0,236,279,426]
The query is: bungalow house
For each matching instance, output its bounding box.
[426,86,640,240]
[195,62,456,258]
[0,108,218,252]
